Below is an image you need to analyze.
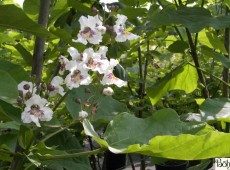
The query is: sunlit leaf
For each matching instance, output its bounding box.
[83,109,230,159]
[146,64,198,106]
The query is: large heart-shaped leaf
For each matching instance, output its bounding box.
[146,64,198,106]
[83,109,230,160]
[149,6,230,33]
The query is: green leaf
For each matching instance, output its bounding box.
[0,32,14,44]
[67,0,92,14]
[50,0,69,23]
[0,59,30,82]
[167,40,189,53]
[149,6,230,33]
[146,64,198,106]
[23,0,39,20]
[0,4,52,38]
[200,98,230,123]
[83,119,108,148]
[34,130,91,170]
[119,7,147,20]
[0,144,12,162]
[14,43,33,66]
[201,46,230,69]
[0,99,21,122]
[49,27,85,50]
[0,121,20,130]
[83,110,230,159]
[18,125,34,149]
[0,133,17,152]
[66,85,128,122]
[0,70,18,104]
[199,32,227,54]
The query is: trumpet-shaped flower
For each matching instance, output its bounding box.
[21,95,53,127]
[100,59,127,87]
[73,15,106,45]
[49,76,65,97]
[113,14,139,42]
[82,48,109,74]
[67,47,83,61]
[65,61,92,89]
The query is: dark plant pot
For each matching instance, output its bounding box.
[155,160,188,170]
[102,151,126,170]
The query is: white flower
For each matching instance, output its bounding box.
[101,72,127,87]
[97,46,108,59]
[73,15,106,45]
[49,76,65,97]
[65,61,92,89]
[21,95,53,127]
[102,87,114,96]
[113,14,139,42]
[67,47,82,61]
[59,55,69,75]
[100,59,127,87]
[18,81,36,99]
[82,48,109,74]
[79,110,88,119]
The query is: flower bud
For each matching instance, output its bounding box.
[17,96,23,104]
[102,87,114,96]
[84,88,91,93]
[110,5,116,11]
[18,90,23,98]
[75,98,82,104]
[84,100,91,107]
[41,83,47,90]
[25,91,32,100]
[23,84,30,90]
[91,7,98,14]
[47,84,55,91]
[79,110,88,119]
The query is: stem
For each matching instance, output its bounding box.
[31,0,51,82]
[186,28,209,98]
[41,120,80,143]
[39,148,106,160]
[140,155,146,170]
[128,154,135,170]
[222,7,230,97]
[138,46,144,118]
[52,90,70,111]
[88,137,97,170]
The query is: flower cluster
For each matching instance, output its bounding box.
[18,13,139,127]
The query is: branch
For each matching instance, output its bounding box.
[186,28,209,98]
[39,148,106,160]
[31,0,51,82]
